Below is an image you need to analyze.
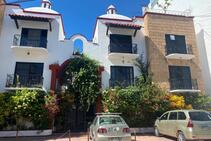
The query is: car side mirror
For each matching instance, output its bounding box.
[157,117,161,121]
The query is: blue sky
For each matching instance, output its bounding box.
[7,0,149,39]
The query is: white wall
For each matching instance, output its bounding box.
[0,5,146,91]
[149,0,211,95]
[82,18,146,88]
[0,5,73,91]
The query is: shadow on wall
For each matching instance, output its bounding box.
[145,36,169,83]
[196,29,211,94]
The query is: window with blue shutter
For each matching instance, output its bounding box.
[20,28,48,48]
[110,34,132,53]
[110,66,134,88]
[169,66,192,90]
[14,62,44,87]
[165,34,187,55]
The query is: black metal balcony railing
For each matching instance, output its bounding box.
[13,34,47,48]
[109,79,134,88]
[165,44,193,56]
[169,78,198,90]
[108,43,138,54]
[5,74,43,88]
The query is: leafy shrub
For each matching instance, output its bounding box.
[102,82,170,127]
[182,93,211,110]
[0,89,58,130]
[0,92,15,130]
[102,57,206,127]
[45,94,60,119]
[60,55,101,111]
[44,94,60,128]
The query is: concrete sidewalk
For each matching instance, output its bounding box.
[0,133,88,141]
[0,133,175,141]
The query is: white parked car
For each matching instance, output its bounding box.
[155,110,211,141]
[89,113,131,141]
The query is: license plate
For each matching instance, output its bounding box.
[108,127,120,132]
[110,137,121,141]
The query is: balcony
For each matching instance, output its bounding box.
[108,43,139,60]
[5,74,44,90]
[109,79,134,88]
[165,44,195,60]
[11,34,48,57]
[169,78,200,93]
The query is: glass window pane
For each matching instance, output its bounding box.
[160,113,169,120]
[165,34,187,54]
[15,62,44,87]
[110,34,132,53]
[189,111,211,121]
[178,112,186,120]
[110,66,134,87]
[99,116,125,125]
[169,112,177,120]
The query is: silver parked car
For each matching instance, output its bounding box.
[89,113,131,141]
[154,110,211,141]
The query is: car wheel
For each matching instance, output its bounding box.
[154,127,160,137]
[177,131,186,141]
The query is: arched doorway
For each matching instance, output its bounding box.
[52,58,103,132]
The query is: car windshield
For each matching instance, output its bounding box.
[189,111,211,121]
[99,116,125,125]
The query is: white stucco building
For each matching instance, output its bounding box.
[86,5,145,88]
[0,0,72,92]
[0,1,145,92]
[146,0,211,94]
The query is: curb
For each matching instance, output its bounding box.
[130,127,154,134]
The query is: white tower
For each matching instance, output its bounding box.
[41,0,52,9]
[107,5,117,14]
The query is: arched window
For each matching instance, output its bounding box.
[73,39,83,55]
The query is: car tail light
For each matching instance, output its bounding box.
[97,128,107,134]
[123,128,130,133]
[187,119,194,128]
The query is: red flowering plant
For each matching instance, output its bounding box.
[44,94,60,129]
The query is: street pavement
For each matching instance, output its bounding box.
[0,133,175,141]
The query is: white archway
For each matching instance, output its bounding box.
[70,34,89,55]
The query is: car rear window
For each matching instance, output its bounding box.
[99,116,125,125]
[189,111,211,121]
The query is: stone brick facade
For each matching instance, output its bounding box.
[144,12,204,93]
[0,0,5,34]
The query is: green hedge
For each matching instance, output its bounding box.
[0,90,50,130]
[102,82,171,127]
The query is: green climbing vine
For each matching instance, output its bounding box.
[61,55,101,111]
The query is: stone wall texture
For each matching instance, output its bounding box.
[144,13,205,93]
